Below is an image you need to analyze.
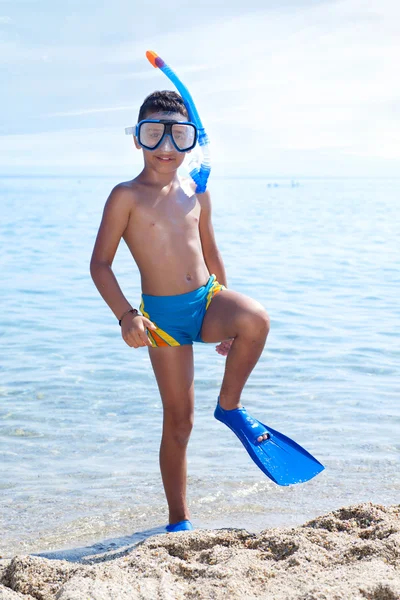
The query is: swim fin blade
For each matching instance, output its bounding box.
[214,401,324,486]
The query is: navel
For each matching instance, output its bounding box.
[186,273,192,281]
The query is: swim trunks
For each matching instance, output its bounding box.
[139,274,225,347]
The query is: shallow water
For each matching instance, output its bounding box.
[0,175,399,557]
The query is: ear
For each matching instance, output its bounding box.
[133,136,141,150]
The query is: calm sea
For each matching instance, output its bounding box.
[1,175,399,559]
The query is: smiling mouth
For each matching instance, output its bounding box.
[156,156,174,162]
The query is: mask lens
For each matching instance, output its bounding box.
[139,122,165,149]
[171,123,196,151]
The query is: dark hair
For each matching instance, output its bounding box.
[138,90,189,122]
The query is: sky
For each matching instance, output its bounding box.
[1,0,399,177]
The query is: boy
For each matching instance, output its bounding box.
[90,90,270,532]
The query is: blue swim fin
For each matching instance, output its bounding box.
[214,401,324,486]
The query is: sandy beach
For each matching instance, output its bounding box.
[1,502,399,599]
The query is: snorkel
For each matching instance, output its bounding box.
[146,50,210,193]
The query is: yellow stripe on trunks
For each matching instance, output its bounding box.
[140,300,180,347]
[205,279,225,310]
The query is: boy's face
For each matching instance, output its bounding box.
[134,111,191,172]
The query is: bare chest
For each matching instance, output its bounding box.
[128,190,200,238]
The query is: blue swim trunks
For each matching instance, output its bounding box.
[139,274,225,347]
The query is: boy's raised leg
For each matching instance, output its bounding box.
[200,289,270,410]
[148,344,194,526]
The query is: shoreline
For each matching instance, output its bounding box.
[1,502,399,600]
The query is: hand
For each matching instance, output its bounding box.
[215,339,234,356]
[121,315,156,348]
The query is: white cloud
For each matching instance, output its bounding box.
[188,0,400,160]
[0,127,138,168]
[46,106,138,118]
[1,0,399,174]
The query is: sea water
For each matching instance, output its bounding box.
[0,175,399,558]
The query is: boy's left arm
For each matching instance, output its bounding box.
[198,190,233,356]
[198,190,228,287]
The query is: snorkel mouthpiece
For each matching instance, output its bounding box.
[145,50,210,193]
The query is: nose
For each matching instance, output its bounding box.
[158,134,174,151]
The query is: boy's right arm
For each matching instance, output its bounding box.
[90,184,155,348]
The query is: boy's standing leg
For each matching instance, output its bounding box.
[148,345,194,525]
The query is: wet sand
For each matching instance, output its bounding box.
[1,503,399,600]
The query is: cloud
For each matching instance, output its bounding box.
[1,0,399,174]
[46,106,138,118]
[188,0,400,159]
[0,127,140,172]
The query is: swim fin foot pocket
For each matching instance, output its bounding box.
[214,400,324,486]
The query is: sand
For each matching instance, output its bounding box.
[1,503,399,600]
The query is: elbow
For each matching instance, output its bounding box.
[90,257,108,280]
[89,263,94,281]
[89,256,97,279]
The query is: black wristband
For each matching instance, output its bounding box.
[118,308,138,326]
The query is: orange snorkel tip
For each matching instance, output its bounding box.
[146,50,165,69]
[146,50,159,68]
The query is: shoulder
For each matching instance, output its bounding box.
[104,180,141,214]
[179,176,196,197]
[107,179,139,203]
[179,177,212,210]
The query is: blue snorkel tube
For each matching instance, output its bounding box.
[146,50,210,193]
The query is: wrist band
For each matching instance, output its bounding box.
[119,308,138,326]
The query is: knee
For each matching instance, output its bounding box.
[163,410,194,446]
[253,308,270,338]
[239,305,270,339]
